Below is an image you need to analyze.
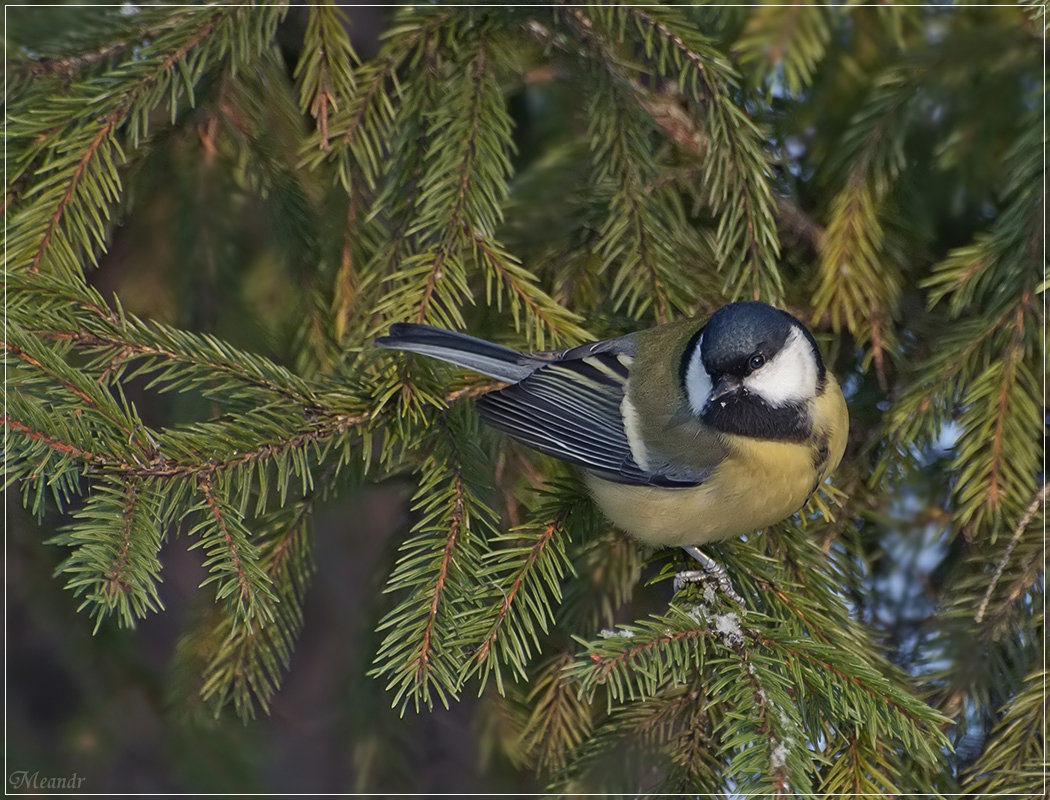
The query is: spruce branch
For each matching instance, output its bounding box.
[733,2,833,96]
[473,515,565,666]
[6,418,100,466]
[49,477,165,631]
[553,675,721,792]
[14,37,132,78]
[369,16,503,330]
[6,328,158,464]
[813,179,899,388]
[961,665,1046,797]
[462,504,575,695]
[587,72,677,322]
[818,729,901,796]
[568,610,711,702]
[557,527,643,635]
[621,5,783,303]
[947,305,1039,534]
[9,288,374,492]
[884,285,1039,542]
[882,310,1012,452]
[921,109,1041,321]
[370,409,500,713]
[916,492,1041,763]
[810,69,914,388]
[302,6,454,191]
[648,681,720,788]
[516,652,593,773]
[929,572,1042,743]
[629,91,825,257]
[886,106,1043,540]
[6,338,99,411]
[975,482,1047,624]
[10,270,319,407]
[468,224,587,347]
[415,474,464,676]
[54,326,319,407]
[6,407,368,484]
[707,612,808,796]
[558,7,697,321]
[27,120,121,274]
[189,472,278,631]
[294,2,359,154]
[565,530,952,791]
[359,12,583,348]
[752,633,944,745]
[7,5,287,279]
[565,607,813,793]
[197,498,316,719]
[9,6,216,79]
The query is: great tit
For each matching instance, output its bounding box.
[376,302,848,581]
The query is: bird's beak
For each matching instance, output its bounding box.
[708,375,742,404]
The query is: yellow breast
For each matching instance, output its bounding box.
[585,438,821,547]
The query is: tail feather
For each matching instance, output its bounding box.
[374,323,538,382]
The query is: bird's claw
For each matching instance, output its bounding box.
[675,546,744,605]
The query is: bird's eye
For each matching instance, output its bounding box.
[748,353,765,371]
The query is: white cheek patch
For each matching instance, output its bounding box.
[684,335,713,415]
[743,327,818,407]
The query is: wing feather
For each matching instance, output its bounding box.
[476,351,705,487]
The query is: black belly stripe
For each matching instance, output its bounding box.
[808,434,830,496]
[812,435,830,471]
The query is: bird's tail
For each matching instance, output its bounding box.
[374,323,539,382]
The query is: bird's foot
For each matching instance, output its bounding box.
[674,545,743,605]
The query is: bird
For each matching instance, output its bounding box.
[375,301,848,601]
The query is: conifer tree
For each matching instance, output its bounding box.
[7,3,1043,795]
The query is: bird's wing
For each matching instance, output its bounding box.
[374,323,541,382]
[477,346,707,487]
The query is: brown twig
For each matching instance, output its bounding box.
[43,328,316,408]
[106,480,140,597]
[198,473,251,606]
[5,417,101,464]
[474,512,565,665]
[415,471,464,679]
[974,482,1048,624]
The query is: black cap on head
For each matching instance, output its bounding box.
[700,301,820,378]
